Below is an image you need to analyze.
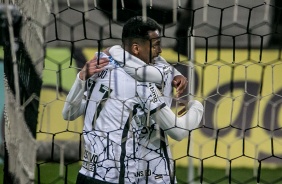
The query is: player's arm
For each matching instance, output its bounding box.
[152,100,203,141]
[108,45,163,85]
[62,56,109,120]
[139,83,203,141]
[62,73,87,120]
[107,45,165,85]
[79,55,109,80]
[107,45,187,96]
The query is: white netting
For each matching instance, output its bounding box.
[2,0,51,183]
[14,0,51,74]
[4,75,37,183]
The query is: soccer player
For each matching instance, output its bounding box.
[62,16,203,184]
[106,46,186,183]
[106,17,199,183]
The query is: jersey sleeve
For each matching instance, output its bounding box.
[152,100,204,141]
[109,45,164,86]
[136,82,167,115]
[154,56,182,77]
[62,73,87,120]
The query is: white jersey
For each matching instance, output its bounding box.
[135,63,177,184]
[79,66,168,184]
[62,50,202,184]
[108,46,181,183]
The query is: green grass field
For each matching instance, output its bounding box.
[1,163,282,184]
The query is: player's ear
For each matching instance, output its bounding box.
[131,43,139,55]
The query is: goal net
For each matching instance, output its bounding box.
[2,0,282,184]
[1,0,51,183]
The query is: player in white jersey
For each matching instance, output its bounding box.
[108,45,195,183]
[63,56,167,183]
[106,16,203,183]
[63,16,203,184]
[62,55,202,184]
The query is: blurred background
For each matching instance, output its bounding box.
[1,0,282,183]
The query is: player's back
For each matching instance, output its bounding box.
[80,67,141,183]
[85,67,139,132]
[80,61,173,183]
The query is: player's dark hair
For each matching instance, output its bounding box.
[122,16,161,44]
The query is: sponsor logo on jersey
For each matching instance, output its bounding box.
[82,149,98,172]
[149,83,158,103]
[98,69,108,78]
[135,169,152,178]
[99,84,110,93]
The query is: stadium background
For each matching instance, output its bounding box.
[1,0,282,183]
[29,0,282,167]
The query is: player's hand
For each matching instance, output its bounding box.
[103,47,111,56]
[172,75,188,97]
[79,56,109,80]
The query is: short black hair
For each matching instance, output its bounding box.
[122,16,161,43]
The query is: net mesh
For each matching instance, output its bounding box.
[2,0,51,183]
[2,0,282,184]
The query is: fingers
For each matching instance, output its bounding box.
[103,47,111,56]
[172,75,188,97]
[88,57,109,72]
[176,80,187,97]
[79,57,109,80]
[94,58,109,69]
[89,56,109,68]
[87,58,108,70]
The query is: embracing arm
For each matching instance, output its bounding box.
[108,45,183,86]
[152,100,203,141]
[62,73,87,121]
[62,56,109,120]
